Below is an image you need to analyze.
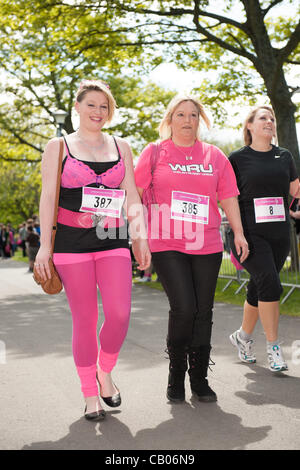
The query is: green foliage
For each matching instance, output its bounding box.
[0,0,299,222]
[206,138,244,157]
[0,161,41,225]
[0,0,176,221]
[0,0,173,158]
[108,77,175,153]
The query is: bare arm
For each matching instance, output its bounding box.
[137,186,144,199]
[219,196,249,263]
[35,138,61,280]
[117,138,151,270]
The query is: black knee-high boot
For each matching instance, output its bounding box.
[166,345,188,402]
[188,345,217,402]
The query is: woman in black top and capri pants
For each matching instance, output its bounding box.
[229,105,300,372]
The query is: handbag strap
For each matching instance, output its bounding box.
[148,142,160,204]
[150,142,160,176]
[51,138,64,254]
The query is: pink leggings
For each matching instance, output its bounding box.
[53,248,132,397]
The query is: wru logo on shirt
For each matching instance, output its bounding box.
[168,163,213,174]
[95,203,205,251]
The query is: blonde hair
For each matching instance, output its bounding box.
[158,94,211,141]
[75,79,117,124]
[243,105,276,146]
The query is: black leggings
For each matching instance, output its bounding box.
[230,230,290,306]
[152,251,223,349]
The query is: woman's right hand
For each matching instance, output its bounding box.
[290,209,300,220]
[34,246,52,281]
[234,232,249,263]
[131,238,151,271]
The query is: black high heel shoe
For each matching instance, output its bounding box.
[96,374,121,408]
[84,405,106,421]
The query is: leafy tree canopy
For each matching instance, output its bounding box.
[0,0,174,164]
[0,0,299,222]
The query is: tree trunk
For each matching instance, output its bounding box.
[290,224,299,272]
[268,73,300,173]
[63,114,74,135]
[242,0,299,170]
[268,77,300,272]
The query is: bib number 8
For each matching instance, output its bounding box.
[269,206,273,215]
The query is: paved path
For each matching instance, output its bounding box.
[0,259,300,450]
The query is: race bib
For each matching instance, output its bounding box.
[80,187,125,218]
[254,197,285,223]
[171,191,209,224]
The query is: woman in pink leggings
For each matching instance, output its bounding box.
[35,80,151,421]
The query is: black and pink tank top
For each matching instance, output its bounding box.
[54,137,129,254]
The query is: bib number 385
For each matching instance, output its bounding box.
[171,191,209,224]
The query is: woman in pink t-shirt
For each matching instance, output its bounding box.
[135,95,249,403]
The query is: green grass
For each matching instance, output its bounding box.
[134,274,300,318]
[12,250,28,263]
[215,278,300,317]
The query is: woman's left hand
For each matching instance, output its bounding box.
[234,232,249,263]
[132,238,151,270]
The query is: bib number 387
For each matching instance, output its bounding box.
[254,197,285,223]
[171,191,209,224]
[80,187,125,218]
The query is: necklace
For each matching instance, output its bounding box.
[172,140,196,160]
[76,131,106,149]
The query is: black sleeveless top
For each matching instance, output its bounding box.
[54,137,129,253]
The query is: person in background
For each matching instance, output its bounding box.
[0,224,5,259]
[32,215,41,236]
[7,223,16,256]
[135,94,248,403]
[229,105,300,372]
[26,226,40,272]
[26,219,34,232]
[290,199,300,233]
[1,224,13,258]
[137,263,153,282]
[19,222,28,257]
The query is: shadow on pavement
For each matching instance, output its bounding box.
[0,293,71,359]
[0,287,168,370]
[22,401,271,450]
[1,261,299,450]
[235,363,300,409]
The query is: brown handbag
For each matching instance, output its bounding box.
[33,139,64,294]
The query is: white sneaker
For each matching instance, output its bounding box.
[267,343,288,372]
[230,329,256,363]
[138,276,151,282]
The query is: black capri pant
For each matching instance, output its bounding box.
[230,230,290,307]
[152,250,223,349]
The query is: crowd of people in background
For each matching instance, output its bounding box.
[0,215,40,272]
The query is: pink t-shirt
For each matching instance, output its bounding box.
[134,139,239,254]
